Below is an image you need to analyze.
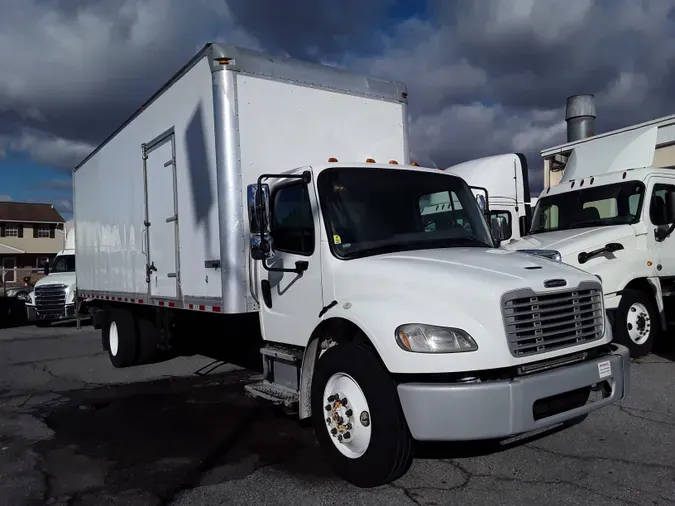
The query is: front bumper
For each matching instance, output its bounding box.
[26,303,76,322]
[397,343,630,441]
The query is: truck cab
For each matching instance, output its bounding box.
[444,153,534,245]
[505,125,675,357]
[26,222,77,326]
[245,160,629,485]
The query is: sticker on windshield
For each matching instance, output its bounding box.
[333,234,342,245]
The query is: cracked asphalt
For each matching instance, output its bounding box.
[1,321,674,506]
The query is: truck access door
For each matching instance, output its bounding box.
[142,130,180,299]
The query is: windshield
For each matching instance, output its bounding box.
[316,167,495,259]
[51,254,76,273]
[530,181,645,235]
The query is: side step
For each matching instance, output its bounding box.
[244,381,299,408]
[244,343,304,411]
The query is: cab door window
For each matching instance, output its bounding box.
[270,182,315,255]
[649,183,675,227]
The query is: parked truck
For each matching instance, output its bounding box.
[73,43,629,488]
[26,220,79,326]
[444,153,536,245]
[503,125,675,358]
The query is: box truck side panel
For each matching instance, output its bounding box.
[74,56,222,300]
[235,74,408,189]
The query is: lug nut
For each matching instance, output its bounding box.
[345,409,353,417]
[325,404,331,411]
[345,423,352,430]
[328,394,338,402]
[337,435,343,442]
[326,417,331,424]
[344,432,351,439]
[341,398,348,405]
[331,428,337,435]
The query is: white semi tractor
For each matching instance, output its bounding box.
[72,43,629,487]
[506,125,675,358]
[26,220,79,326]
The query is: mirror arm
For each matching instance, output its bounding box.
[656,223,675,242]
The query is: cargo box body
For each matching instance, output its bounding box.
[73,43,409,315]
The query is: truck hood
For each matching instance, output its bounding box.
[329,247,607,373]
[333,247,592,297]
[504,225,636,259]
[35,272,76,287]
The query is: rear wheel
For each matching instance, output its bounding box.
[311,342,414,488]
[614,289,660,358]
[106,309,138,368]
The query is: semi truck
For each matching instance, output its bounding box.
[72,43,630,488]
[26,220,79,326]
[504,125,675,358]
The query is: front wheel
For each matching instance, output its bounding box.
[311,342,414,488]
[613,289,660,358]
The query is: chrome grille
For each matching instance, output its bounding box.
[502,283,604,357]
[35,284,67,317]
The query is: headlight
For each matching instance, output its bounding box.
[517,249,562,262]
[395,324,478,353]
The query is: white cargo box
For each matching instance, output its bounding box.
[73,43,409,314]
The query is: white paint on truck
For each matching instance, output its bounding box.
[72,43,629,488]
[506,124,675,357]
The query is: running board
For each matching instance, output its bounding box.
[244,381,299,409]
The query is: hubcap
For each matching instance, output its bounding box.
[626,302,651,345]
[323,373,371,459]
[109,321,119,356]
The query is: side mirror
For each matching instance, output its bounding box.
[43,264,50,275]
[492,222,506,243]
[247,183,270,235]
[250,235,272,260]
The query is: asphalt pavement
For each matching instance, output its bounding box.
[1,321,674,506]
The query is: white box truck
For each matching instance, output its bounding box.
[25,220,79,326]
[73,43,630,488]
[503,125,675,358]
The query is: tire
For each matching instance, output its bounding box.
[613,289,660,358]
[106,309,138,368]
[136,316,160,364]
[311,342,414,488]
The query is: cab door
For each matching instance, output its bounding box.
[646,177,675,279]
[255,178,325,347]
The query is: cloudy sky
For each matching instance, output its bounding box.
[1,0,674,218]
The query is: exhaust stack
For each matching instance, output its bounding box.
[565,94,596,142]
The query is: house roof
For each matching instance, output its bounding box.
[0,202,65,223]
[0,243,25,254]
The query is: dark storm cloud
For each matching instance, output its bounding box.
[225,0,397,59]
[2,0,675,194]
